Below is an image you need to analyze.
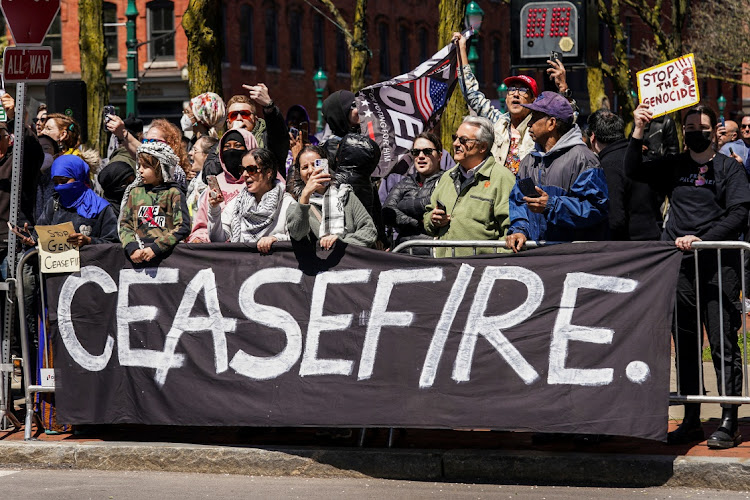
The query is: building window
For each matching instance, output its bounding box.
[103,3,118,63]
[378,22,390,79]
[399,25,410,74]
[44,12,62,62]
[240,5,254,65]
[475,39,484,84]
[492,37,501,85]
[289,10,303,70]
[417,27,428,63]
[222,4,228,62]
[313,15,325,70]
[265,7,278,68]
[336,29,349,74]
[147,0,175,61]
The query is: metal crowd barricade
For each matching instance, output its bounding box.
[392,239,541,255]
[670,241,750,405]
[15,248,53,440]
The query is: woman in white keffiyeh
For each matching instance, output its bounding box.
[286,145,377,249]
[206,148,292,253]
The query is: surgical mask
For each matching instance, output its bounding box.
[180,113,194,133]
[684,130,713,153]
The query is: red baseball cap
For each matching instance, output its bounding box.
[503,75,539,97]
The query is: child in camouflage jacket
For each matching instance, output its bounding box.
[119,141,191,263]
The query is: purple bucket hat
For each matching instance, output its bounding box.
[521,91,574,123]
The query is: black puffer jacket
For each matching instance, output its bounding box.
[382,170,444,243]
[333,134,381,215]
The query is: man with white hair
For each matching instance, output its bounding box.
[423,116,516,257]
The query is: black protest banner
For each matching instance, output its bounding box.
[356,31,470,178]
[47,241,681,441]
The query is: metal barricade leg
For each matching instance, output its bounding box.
[16,250,38,440]
[743,248,748,398]
[717,250,727,398]
[695,249,704,397]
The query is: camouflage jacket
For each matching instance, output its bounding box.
[119,183,190,257]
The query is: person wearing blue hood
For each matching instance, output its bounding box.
[506,92,608,252]
[23,155,119,246]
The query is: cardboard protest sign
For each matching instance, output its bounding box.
[636,54,699,118]
[36,222,80,273]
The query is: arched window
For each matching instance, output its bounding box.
[378,22,390,79]
[417,27,428,63]
[313,14,326,70]
[336,29,349,74]
[491,36,501,85]
[240,5,254,65]
[265,7,279,68]
[289,9,303,70]
[399,24,410,74]
[147,0,175,61]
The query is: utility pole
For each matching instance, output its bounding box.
[125,0,139,117]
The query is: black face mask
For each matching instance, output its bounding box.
[684,130,713,153]
[222,149,245,178]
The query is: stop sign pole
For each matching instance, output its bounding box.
[0,0,60,430]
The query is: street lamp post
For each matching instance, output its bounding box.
[313,68,328,133]
[125,0,139,117]
[718,94,727,122]
[465,1,484,75]
[497,83,508,113]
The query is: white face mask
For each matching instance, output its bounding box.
[180,113,194,133]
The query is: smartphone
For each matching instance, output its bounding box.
[206,175,221,199]
[7,222,33,242]
[436,200,446,212]
[720,115,726,127]
[730,147,735,156]
[299,122,309,144]
[551,51,562,62]
[518,177,540,198]
[314,158,329,175]
[103,104,116,124]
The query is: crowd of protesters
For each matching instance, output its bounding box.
[3,34,750,448]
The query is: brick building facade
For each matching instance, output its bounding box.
[7,0,748,127]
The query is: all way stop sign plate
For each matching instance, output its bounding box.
[3,46,52,83]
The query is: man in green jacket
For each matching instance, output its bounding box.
[423,116,516,257]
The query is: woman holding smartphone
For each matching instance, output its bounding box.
[625,103,750,449]
[286,145,377,249]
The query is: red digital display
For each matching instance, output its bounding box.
[525,7,547,38]
[524,4,572,39]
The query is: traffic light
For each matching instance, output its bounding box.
[510,0,598,69]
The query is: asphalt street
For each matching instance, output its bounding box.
[1,469,748,499]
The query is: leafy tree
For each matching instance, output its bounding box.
[182,0,223,97]
[319,0,371,93]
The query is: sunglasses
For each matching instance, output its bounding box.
[452,134,479,147]
[239,165,263,175]
[33,116,47,124]
[410,147,437,157]
[228,110,255,121]
[142,138,168,144]
[695,165,709,186]
[742,125,750,129]
[507,87,531,96]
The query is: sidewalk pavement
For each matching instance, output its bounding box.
[1,362,749,490]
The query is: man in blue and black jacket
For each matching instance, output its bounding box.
[506,92,609,252]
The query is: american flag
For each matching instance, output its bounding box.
[414,77,449,121]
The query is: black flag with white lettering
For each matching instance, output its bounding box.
[356,31,472,178]
[46,241,682,441]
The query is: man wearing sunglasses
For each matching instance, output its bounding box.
[506,92,608,253]
[452,32,570,175]
[423,116,516,257]
[224,83,289,177]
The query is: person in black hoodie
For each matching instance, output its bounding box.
[587,109,660,241]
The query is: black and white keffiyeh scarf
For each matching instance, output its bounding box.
[310,184,351,236]
[229,182,285,243]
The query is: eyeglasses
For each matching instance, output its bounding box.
[239,165,263,175]
[410,147,437,157]
[142,138,168,144]
[507,87,532,96]
[695,165,709,186]
[228,110,255,121]
[33,117,47,124]
[742,124,750,129]
[452,134,479,147]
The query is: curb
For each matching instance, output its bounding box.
[1,441,750,490]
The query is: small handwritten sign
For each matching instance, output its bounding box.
[37,222,80,274]
[636,53,700,118]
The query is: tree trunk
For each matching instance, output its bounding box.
[438,0,467,151]
[78,0,108,156]
[350,0,370,93]
[182,0,223,97]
